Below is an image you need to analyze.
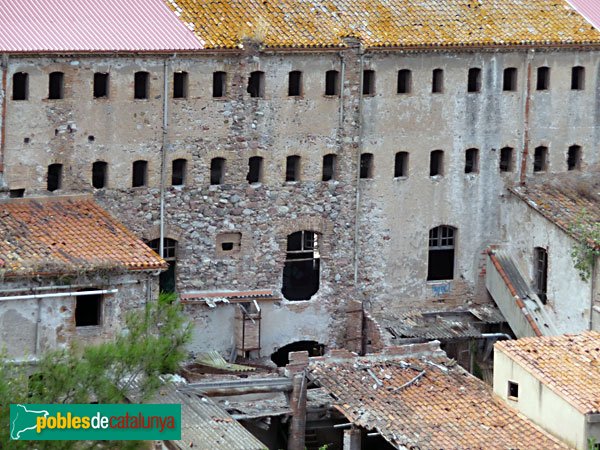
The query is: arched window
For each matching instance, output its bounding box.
[147,238,178,293]
[92,161,108,189]
[427,226,456,281]
[282,231,320,301]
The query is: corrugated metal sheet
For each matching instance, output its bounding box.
[568,0,600,30]
[0,0,203,52]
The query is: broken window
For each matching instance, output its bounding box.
[536,66,550,91]
[325,70,339,96]
[394,152,408,177]
[134,71,149,99]
[430,150,444,176]
[9,189,24,198]
[172,158,187,186]
[288,70,302,96]
[468,68,481,93]
[427,226,455,281]
[432,69,443,93]
[173,71,188,98]
[210,157,226,185]
[572,66,585,90]
[92,161,108,189]
[534,247,548,304]
[360,153,373,179]
[75,293,102,327]
[48,72,64,99]
[465,148,479,174]
[286,155,300,182]
[147,238,178,293]
[282,231,320,301]
[247,156,263,184]
[322,154,336,181]
[216,232,242,256]
[363,70,375,95]
[533,146,548,172]
[247,71,264,98]
[93,72,109,98]
[508,381,519,400]
[132,160,148,187]
[567,145,582,171]
[12,72,28,100]
[500,147,514,172]
[47,163,63,192]
[503,67,517,91]
[213,71,226,98]
[397,69,412,94]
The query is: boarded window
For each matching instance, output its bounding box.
[465,148,479,174]
[288,71,302,96]
[325,70,339,96]
[172,159,187,186]
[503,68,517,91]
[247,71,264,98]
[247,156,263,183]
[394,152,408,177]
[282,231,320,301]
[430,150,444,176]
[47,163,63,192]
[210,157,226,185]
[432,69,443,93]
[363,70,375,95]
[534,247,548,304]
[427,226,455,281]
[536,67,550,91]
[468,68,481,93]
[533,146,548,172]
[12,72,28,100]
[322,154,336,181]
[75,294,102,327]
[500,147,513,172]
[147,238,178,293]
[132,160,147,187]
[286,155,300,182]
[567,145,581,171]
[93,72,109,98]
[134,71,149,99]
[173,71,188,98]
[92,161,108,189]
[572,66,585,90]
[397,69,412,94]
[360,153,373,179]
[213,71,226,98]
[48,72,64,99]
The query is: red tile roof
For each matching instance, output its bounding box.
[496,331,600,414]
[0,196,166,277]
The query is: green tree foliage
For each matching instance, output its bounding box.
[0,293,191,449]
[570,211,600,282]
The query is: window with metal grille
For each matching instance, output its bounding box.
[534,247,548,304]
[282,231,320,301]
[427,226,456,281]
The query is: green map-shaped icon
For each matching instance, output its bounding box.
[10,404,49,440]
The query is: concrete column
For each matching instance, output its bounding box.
[343,427,361,450]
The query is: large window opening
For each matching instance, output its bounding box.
[75,294,102,327]
[247,71,264,98]
[394,152,408,177]
[360,153,373,179]
[172,159,187,186]
[286,155,300,182]
[572,66,585,90]
[468,68,481,93]
[397,69,412,94]
[92,161,107,189]
[213,71,226,98]
[567,145,582,171]
[173,71,188,98]
[534,247,548,304]
[500,147,514,172]
[148,238,178,293]
[12,72,28,100]
[282,231,320,301]
[533,146,548,172]
[132,160,148,187]
[503,68,517,92]
[427,226,455,281]
[247,156,263,184]
[47,163,63,192]
[210,157,226,185]
[465,148,479,174]
[432,69,443,93]
[94,72,109,98]
[48,72,64,99]
[430,150,444,176]
[322,154,336,181]
[270,341,325,367]
[363,70,375,95]
[536,67,550,91]
[288,71,302,97]
[134,71,149,99]
[325,70,339,96]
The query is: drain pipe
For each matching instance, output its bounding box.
[338,53,345,130]
[0,289,118,302]
[1,53,8,179]
[590,257,597,331]
[34,298,41,355]
[159,56,171,259]
[519,49,534,185]
[353,49,365,287]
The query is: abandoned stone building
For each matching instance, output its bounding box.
[0,0,599,366]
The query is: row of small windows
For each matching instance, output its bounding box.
[10,65,586,101]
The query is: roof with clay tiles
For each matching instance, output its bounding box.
[0,196,166,277]
[495,331,600,414]
[166,0,600,49]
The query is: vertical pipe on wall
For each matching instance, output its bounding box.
[159,56,171,259]
[0,53,8,178]
[34,298,41,355]
[519,50,534,185]
[353,50,365,287]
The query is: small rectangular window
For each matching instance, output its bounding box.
[173,71,188,98]
[213,71,226,98]
[360,153,373,179]
[500,147,513,172]
[534,247,548,304]
[93,72,109,98]
[92,161,108,189]
[567,145,581,171]
[363,70,375,95]
[394,152,408,177]
[247,156,263,184]
[536,67,550,91]
[325,70,339,96]
[210,157,226,185]
[247,71,264,98]
[572,66,585,90]
[430,150,444,176]
[397,70,411,94]
[47,164,63,192]
[286,155,300,182]
[432,69,443,93]
[508,381,519,399]
[134,71,149,99]
[75,294,102,327]
[9,189,25,198]
[48,72,64,99]
[322,154,336,181]
[465,148,479,174]
[12,72,28,100]
[216,232,242,256]
[288,71,302,97]
[132,160,148,187]
[172,159,187,186]
[468,68,481,93]
[533,146,548,172]
[503,68,517,92]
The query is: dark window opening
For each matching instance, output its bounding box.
[173,71,188,98]
[282,231,320,301]
[572,66,585,90]
[288,71,302,96]
[286,155,300,182]
[213,71,226,98]
[247,71,264,98]
[48,72,64,100]
[533,146,548,172]
[325,70,339,96]
[394,152,408,177]
[147,238,177,293]
[503,67,517,91]
[567,145,581,171]
[360,153,373,179]
[12,72,28,100]
[270,341,325,367]
[134,71,149,99]
[9,189,24,198]
[92,161,107,189]
[363,70,375,95]
[216,233,242,256]
[210,157,226,185]
[75,294,102,327]
[534,247,548,304]
[508,381,519,399]
[247,156,263,183]
[47,164,63,192]
[322,154,336,181]
[536,67,550,91]
[468,68,481,93]
[88,135,95,142]
[432,69,443,93]
[430,150,444,176]
[500,147,514,172]
[397,69,412,94]
[24,137,30,144]
[132,160,148,187]
[427,226,455,281]
[222,242,233,251]
[172,158,187,186]
[465,148,479,174]
[93,72,109,98]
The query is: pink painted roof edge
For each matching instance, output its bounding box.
[567,0,600,31]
